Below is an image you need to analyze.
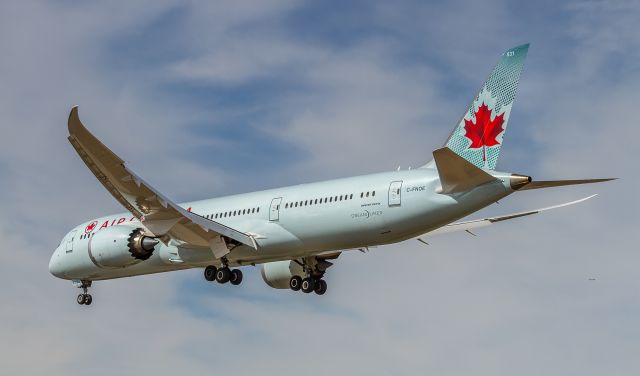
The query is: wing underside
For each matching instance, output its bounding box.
[67,106,256,258]
[416,195,597,242]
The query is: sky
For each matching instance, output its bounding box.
[0,1,638,375]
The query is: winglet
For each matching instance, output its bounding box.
[68,105,79,134]
[433,147,498,194]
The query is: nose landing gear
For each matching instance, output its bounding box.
[73,280,93,306]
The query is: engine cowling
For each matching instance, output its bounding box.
[260,260,304,289]
[88,226,158,268]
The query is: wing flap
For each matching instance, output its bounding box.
[67,106,257,255]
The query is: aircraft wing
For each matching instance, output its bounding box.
[67,106,257,259]
[416,195,597,243]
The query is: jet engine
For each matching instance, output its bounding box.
[260,260,304,289]
[88,226,158,268]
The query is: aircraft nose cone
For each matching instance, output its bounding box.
[49,250,64,278]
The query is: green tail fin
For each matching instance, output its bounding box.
[426,44,529,170]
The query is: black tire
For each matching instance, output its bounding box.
[230,269,243,285]
[204,265,217,281]
[301,278,315,293]
[77,294,86,305]
[84,294,93,305]
[289,276,302,291]
[314,280,327,295]
[216,267,231,283]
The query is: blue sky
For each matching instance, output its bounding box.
[0,1,637,375]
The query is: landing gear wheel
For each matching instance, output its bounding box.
[289,276,302,291]
[314,280,327,295]
[230,269,243,285]
[216,267,231,283]
[204,265,217,281]
[74,280,93,306]
[301,278,315,294]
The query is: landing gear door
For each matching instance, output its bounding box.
[65,230,77,253]
[388,181,403,207]
[269,197,283,221]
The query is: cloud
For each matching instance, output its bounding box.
[0,1,637,375]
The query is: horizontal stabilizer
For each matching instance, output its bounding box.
[433,147,498,194]
[517,178,616,191]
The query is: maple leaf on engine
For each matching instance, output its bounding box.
[463,102,505,155]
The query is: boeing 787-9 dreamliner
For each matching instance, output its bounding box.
[49,44,614,305]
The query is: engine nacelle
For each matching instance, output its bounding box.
[260,260,305,289]
[88,226,158,268]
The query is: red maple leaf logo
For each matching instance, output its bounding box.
[85,221,97,234]
[463,102,505,161]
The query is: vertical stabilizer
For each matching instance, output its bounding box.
[425,44,529,170]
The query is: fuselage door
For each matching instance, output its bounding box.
[65,230,77,253]
[388,181,403,207]
[269,197,283,221]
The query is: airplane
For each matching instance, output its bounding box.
[49,43,614,305]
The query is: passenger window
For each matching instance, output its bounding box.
[372,191,376,197]
[350,194,353,199]
[366,192,370,197]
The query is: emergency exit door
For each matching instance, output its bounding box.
[65,230,77,253]
[269,197,283,221]
[388,181,403,207]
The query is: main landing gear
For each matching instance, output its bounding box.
[203,263,243,286]
[290,276,327,295]
[289,257,330,295]
[74,280,93,306]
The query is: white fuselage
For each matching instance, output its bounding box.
[49,168,515,280]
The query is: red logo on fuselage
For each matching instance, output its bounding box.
[85,221,98,234]
[85,217,136,234]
